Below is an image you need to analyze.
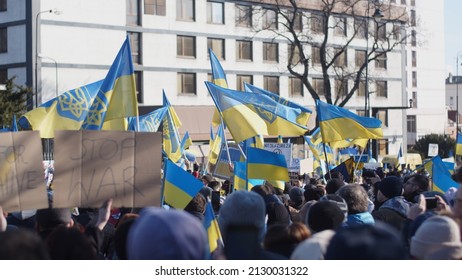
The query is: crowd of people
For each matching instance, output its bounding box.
[1,163,461,260]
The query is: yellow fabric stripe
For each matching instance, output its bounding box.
[163,181,193,209]
[222,104,267,143]
[248,163,289,181]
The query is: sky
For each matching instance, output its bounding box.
[445,0,462,75]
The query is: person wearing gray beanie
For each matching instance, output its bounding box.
[218,191,286,259]
[127,208,208,260]
[410,215,462,259]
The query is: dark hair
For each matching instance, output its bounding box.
[208,181,221,191]
[0,229,49,260]
[304,187,324,202]
[46,226,98,260]
[184,193,206,214]
[326,178,345,194]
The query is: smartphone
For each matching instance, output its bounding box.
[425,197,438,209]
[224,225,260,260]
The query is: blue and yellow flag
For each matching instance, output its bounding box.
[456,133,462,156]
[208,123,224,165]
[163,91,183,163]
[247,147,289,182]
[206,82,309,143]
[82,36,138,130]
[181,131,193,151]
[19,80,103,138]
[163,158,203,209]
[233,161,265,191]
[209,48,229,127]
[203,201,223,253]
[329,138,368,149]
[277,135,283,143]
[304,136,334,163]
[316,100,383,143]
[244,83,312,127]
[424,156,459,193]
[128,107,167,132]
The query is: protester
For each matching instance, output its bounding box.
[337,184,375,227]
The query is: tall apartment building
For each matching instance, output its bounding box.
[0,0,447,161]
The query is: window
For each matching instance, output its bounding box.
[128,32,141,64]
[288,11,302,31]
[392,24,401,40]
[376,81,387,97]
[177,0,195,21]
[376,109,388,127]
[177,35,196,57]
[126,0,140,25]
[312,46,321,65]
[262,8,277,30]
[357,80,366,97]
[289,77,303,97]
[0,0,6,11]
[333,16,346,36]
[177,73,196,94]
[144,0,166,16]
[412,51,417,67]
[412,91,418,108]
[410,10,416,27]
[412,71,417,87]
[0,27,6,53]
[235,4,252,27]
[207,38,225,60]
[411,30,417,46]
[390,0,396,3]
[333,48,346,67]
[411,0,415,6]
[375,52,387,69]
[335,79,348,99]
[401,0,406,4]
[264,76,279,94]
[207,1,224,24]
[236,75,253,91]
[263,42,278,62]
[0,69,7,83]
[354,18,366,39]
[377,139,389,157]
[236,40,252,61]
[312,78,324,95]
[376,22,386,40]
[288,44,300,64]
[407,115,416,133]
[355,50,366,67]
[135,71,143,103]
[311,14,325,34]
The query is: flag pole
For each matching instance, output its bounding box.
[323,143,331,179]
[353,148,366,181]
[220,119,232,165]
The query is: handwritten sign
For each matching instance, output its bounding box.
[53,131,162,208]
[0,132,48,212]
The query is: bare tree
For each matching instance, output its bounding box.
[241,0,410,106]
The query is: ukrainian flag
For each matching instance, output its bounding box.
[163,91,183,163]
[19,80,103,138]
[206,82,309,143]
[208,123,224,165]
[181,131,193,151]
[209,48,229,127]
[128,107,167,132]
[247,147,289,182]
[309,127,323,145]
[203,201,223,253]
[316,100,383,143]
[163,158,203,209]
[233,161,264,191]
[456,133,462,156]
[329,138,368,149]
[82,36,138,130]
[424,156,458,193]
[244,83,312,127]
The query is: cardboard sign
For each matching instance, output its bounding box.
[0,132,48,212]
[53,131,162,208]
[428,143,438,157]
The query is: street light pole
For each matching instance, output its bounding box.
[457,52,461,134]
[35,9,61,108]
[38,55,58,99]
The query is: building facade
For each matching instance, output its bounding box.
[0,0,447,161]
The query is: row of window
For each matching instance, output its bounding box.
[173,34,390,70]
[136,0,401,42]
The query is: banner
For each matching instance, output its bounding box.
[0,132,48,212]
[53,130,162,208]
